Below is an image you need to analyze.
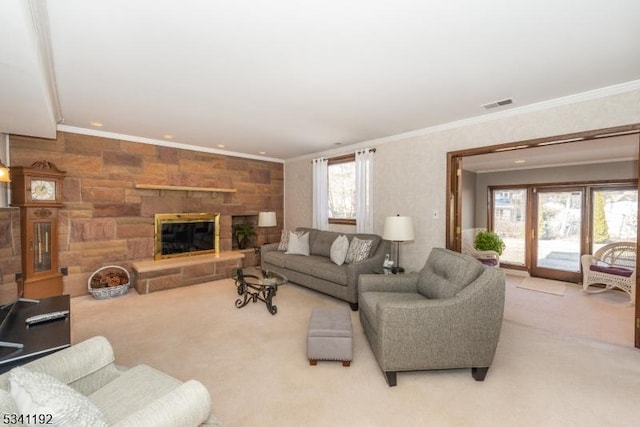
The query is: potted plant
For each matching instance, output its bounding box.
[474,230,505,255]
[233,223,256,249]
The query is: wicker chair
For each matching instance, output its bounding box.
[461,228,500,267]
[581,241,637,305]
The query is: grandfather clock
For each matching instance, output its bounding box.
[10,161,66,298]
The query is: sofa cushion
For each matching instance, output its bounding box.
[263,250,287,268]
[345,237,374,264]
[417,248,484,299]
[285,231,310,256]
[479,258,499,267]
[296,228,381,261]
[310,231,342,257]
[351,233,382,258]
[311,261,348,286]
[89,364,181,425]
[277,229,289,251]
[9,367,108,427]
[330,235,350,265]
[284,255,329,277]
[295,228,319,249]
[590,264,634,277]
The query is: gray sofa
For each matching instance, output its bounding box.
[358,248,505,386]
[261,227,390,310]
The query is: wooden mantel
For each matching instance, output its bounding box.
[135,184,236,193]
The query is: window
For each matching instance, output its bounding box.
[591,187,637,253]
[327,154,356,225]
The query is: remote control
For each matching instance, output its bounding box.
[25,310,69,326]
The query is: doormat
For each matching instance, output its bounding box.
[517,277,567,296]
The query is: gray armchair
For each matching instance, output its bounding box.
[358,248,505,386]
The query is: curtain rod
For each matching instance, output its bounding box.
[311,148,376,163]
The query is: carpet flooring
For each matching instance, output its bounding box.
[70,276,640,427]
[517,277,567,296]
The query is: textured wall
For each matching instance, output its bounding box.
[285,89,640,273]
[0,131,283,297]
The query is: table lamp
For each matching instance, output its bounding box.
[0,157,9,183]
[382,215,414,274]
[258,211,277,244]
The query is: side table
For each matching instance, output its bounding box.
[0,295,71,373]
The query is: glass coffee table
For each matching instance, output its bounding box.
[232,267,288,315]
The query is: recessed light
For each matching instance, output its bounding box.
[217,144,225,148]
[163,134,174,140]
[514,160,526,164]
[259,151,267,155]
[90,121,103,127]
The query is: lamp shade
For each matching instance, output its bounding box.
[383,216,414,241]
[0,159,9,183]
[258,211,277,227]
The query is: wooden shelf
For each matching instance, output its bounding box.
[135,184,236,193]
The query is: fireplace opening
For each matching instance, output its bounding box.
[154,213,220,260]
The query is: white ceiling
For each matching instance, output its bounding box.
[1,0,640,160]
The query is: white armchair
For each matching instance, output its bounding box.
[0,336,220,426]
[462,228,500,267]
[581,241,636,305]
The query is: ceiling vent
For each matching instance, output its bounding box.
[482,98,514,110]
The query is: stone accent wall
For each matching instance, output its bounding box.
[1,131,283,297]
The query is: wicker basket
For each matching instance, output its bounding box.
[88,265,131,299]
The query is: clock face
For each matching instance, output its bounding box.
[30,180,56,201]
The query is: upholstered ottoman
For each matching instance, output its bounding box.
[307,308,353,367]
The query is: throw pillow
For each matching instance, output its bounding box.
[277,229,289,251]
[285,231,310,256]
[330,235,349,265]
[9,367,108,427]
[345,237,373,264]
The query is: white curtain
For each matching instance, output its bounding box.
[355,149,374,233]
[312,157,329,230]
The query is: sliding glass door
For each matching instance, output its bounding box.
[492,188,527,266]
[531,188,584,282]
[490,183,636,283]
